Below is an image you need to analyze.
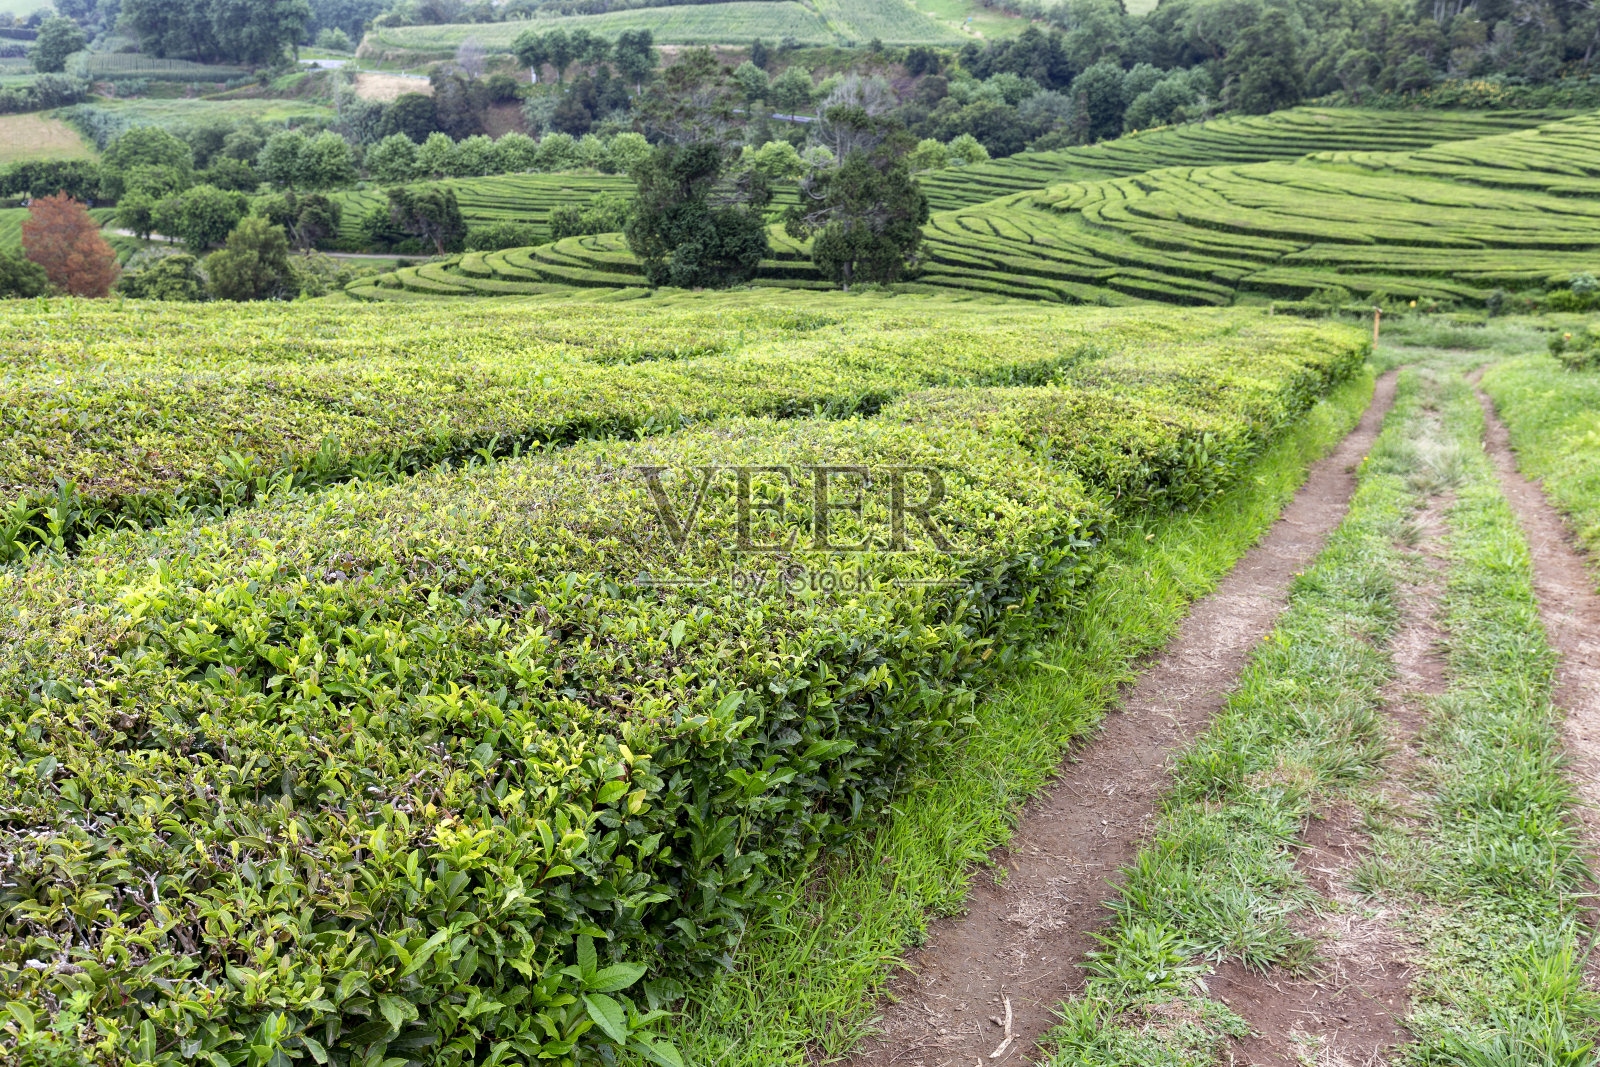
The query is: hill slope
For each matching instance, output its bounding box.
[351,111,1600,307]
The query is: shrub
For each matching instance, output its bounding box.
[465,220,546,251]
[205,216,297,300]
[0,245,48,297]
[116,249,205,300]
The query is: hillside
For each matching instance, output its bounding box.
[351,110,1600,307]
[363,0,965,56]
[328,107,1567,256]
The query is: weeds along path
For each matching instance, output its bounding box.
[839,371,1398,1067]
[1471,378,1600,852]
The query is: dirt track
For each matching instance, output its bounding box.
[839,371,1400,1067]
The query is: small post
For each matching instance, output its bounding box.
[1372,306,1382,349]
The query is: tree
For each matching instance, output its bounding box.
[205,217,296,300]
[299,130,356,188]
[1224,9,1302,114]
[114,194,159,240]
[200,156,259,193]
[123,0,308,64]
[750,37,770,71]
[30,16,85,72]
[416,131,457,178]
[0,246,49,298]
[1068,59,1127,143]
[256,129,308,188]
[117,251,205,300]
[386,186,465,254]
[947,133,989,166]
[613,28,657,91]
[544,28,575,83]
[379,93,440,143]
[153,184,248,251]
[21,193,119,297]
[786,115,929,289]
[767,66,816,114]
[101,126,193,200]
[512,27,549,81]
[624,140,769,290]
[732,60,769,103]
[257,189,343,251]
[366,133,419,183]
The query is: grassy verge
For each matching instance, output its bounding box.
[618,369,1377,1064]
[1480,354,1600,571]
[1039,369,1420,1067]
[1360,370,1598,1063]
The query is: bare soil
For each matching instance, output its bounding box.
[837,371,1399,1067]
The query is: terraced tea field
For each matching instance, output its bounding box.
[919,106,1567,211]
[355,111,1600,308]
[364,0,963,53]
[333,109,1563,251]
[332,173,633,244]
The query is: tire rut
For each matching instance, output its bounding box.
[835,370,1399,1067]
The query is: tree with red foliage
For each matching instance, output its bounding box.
[22,193,120,297]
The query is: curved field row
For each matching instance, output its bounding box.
[1309,111,1600,195]
[921,107,1570,212]
[363,0,963,52]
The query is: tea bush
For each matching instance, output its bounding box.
[0,301,1353,557]
[0,297,1368,1066]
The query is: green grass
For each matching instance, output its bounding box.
[68,97,336,138]
[0,112,94,165]
[615,368,1376,1064]
[1040,362,1600,1064]
[904,0,1027,38]
[1480,354,1600,573]
[1358,368,1598,1063]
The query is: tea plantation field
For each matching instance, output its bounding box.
[919,106,1566,211]
[330,108,1565,250]
[355,111,1600,308]
[363,0,964,53]
[0,296,1366,1066]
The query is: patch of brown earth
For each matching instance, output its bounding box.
[837,371,1399,1067]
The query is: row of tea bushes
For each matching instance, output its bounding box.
[1,300,1308,557]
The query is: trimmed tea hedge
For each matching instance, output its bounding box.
[0,300,1302,557]
[0,299,1368,1066]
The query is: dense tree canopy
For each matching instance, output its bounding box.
[121,0,309,64]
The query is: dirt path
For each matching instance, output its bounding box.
[838,370,1399,1067]
[1472,382,1600,886]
